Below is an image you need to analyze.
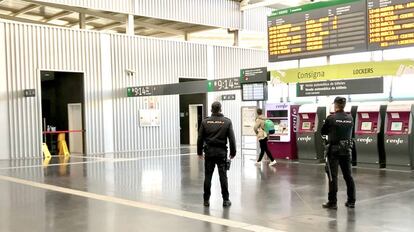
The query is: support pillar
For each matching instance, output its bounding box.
[127,14,135,35]
[79,13,86,29]
[233,29,239,47]
[228,29,239,47]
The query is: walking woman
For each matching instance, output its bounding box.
[254,108,277,166]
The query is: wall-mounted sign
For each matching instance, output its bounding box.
[242,82,268,101]
[139,109,160,127]
[368,0,414,50]
[23,89,36,97]
[268,0,367,62]
[127,86,154,97]
[272,59,414,83]
[268,0,414,62]
[128,77,241,97]
[207,77,241,92]
[222,94,236,101]
[240,67,268,84]
[296,77,384,97]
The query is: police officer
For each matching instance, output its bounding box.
[321,97,356,209]
[197,101,236,208]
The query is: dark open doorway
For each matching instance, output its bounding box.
[179,78,207,145]
[41,71,85,155]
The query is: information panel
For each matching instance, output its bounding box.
[242,83,268,101]
[268,0,367,62]
[368,0,414,50]
[240,67,268,84]
[296,77,384,96]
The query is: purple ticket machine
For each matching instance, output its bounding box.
[383,104,414,170]
[266,103,300,160]
[354,105,387,168]
[296,104,326,163]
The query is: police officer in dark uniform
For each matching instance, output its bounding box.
[197,102,236,208]
[321,97,356,209]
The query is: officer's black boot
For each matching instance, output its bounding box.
[345,202,355,208]
[204,200,210,207]
[322,202,338,209]
[223,200,232,207]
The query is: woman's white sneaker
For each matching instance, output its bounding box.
[269,160,277,166]
[255,161,261,166]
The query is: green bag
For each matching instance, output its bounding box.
[264,119,275,134]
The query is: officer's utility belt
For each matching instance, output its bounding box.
[329,139,353,155]
[205,141,227,149]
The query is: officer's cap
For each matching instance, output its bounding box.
[334,97,346,105]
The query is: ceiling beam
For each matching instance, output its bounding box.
[65,16,96,27]
[42,11,73,23]
[240,0,292,11]
[98,22,124,31]
[21,0,126,22]
[0,13,62,26]
[10,4,39,17]
[134,21,185,36]
[184,25,212,33]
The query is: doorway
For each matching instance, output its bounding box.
[179,78,207,145]
[189,104,203,145]
[41,71,85,155]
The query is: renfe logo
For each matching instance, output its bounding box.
[386,138,404,145]
[273,103,288,109]
[357,137,373,144]
[298,136,312,142]
[292,108,298,132]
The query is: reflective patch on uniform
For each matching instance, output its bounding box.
[207,121,225,124]
[335,120,352,124]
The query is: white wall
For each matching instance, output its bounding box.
[109,34,208,152]
[0,23,10,159]
[2,22,105,158]
[209,46,268,145]
[0,20,269,158]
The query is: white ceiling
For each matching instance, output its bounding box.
[0,0,314,49]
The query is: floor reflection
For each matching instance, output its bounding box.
[0,149,413,232]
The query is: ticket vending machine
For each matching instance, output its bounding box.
[266,103,300,160]
[330,104,358,166]
[354,105,387,168]
[383,104,414,170]
[296,104,326,163]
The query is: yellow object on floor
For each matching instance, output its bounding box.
[42,143,52,159]
[57,133,70,157]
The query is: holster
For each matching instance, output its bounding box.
[225,159,231,171]
[330,139,353,156]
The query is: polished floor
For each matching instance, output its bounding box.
[0,147,413,232]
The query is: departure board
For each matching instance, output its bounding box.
[368,0,414,50]
[268,0,368,62]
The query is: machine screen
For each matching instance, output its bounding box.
[268,110,288,118]
[361,122,372,131]
[274,120,289,135]
[302,122,311,130]
[391,122,403,131]
[391,113,400,119]
[361,113,370,119]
